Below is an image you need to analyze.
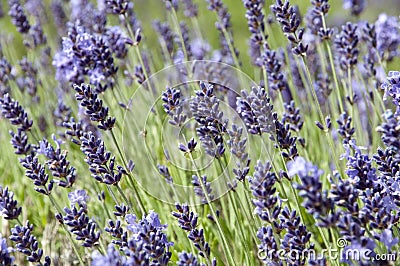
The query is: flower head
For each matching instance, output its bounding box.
[68,190,89,208]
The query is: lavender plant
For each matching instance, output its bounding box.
[0,0,399,265]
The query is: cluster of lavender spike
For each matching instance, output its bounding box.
[63,83,129,186]
[8,0,47,48]
[0,94,54,195]
[250,160,324,265]
[271,0,308,56]
[0,94,80,194]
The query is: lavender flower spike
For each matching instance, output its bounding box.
[381,71,400,115]
[249,160,280,223]
[177,251,200,266]
[334,22,359,71]
[287,156,323,178]
[236,86,275,135]
[8,0,30,34]
[192,175,214,204]
[80,132,127,185]
[58,205,100,248]
[73,83,116,131]
[271,0,308,55]
[0,95,33,155]
[190,82,228,158]
[162,87,187,127]
[9,221,51,265]
[227,124,250,182]
[105,0,129,15]
[0,186,22,220]
[20,155,54,195]
[343,0,365,16]
[172,204,213,260]
[68,189,89,209]
[38,136,76,188]
[0,234,15,266]
[290,157,338,227]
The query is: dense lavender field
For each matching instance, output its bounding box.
[0,0,400,265]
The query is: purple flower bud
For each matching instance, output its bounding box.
[92,244,126,265]
[0,186,21,220]
[10,221,50,264]
[172,204,213,260]
[73,83,116,131]
[0,234,15,265]
[8,0,30,34]
[125,211,172,264]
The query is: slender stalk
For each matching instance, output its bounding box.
[169,7,189,61]
[216,158,255,257]
[115,184,132,209]
[109,130,147,215]
[48,194,85,266]
[188,153,235,266]
[106,185,120,206]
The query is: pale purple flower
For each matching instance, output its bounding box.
[68,190,89,208]
[287,156,323,178]
[382,195,398,213]
[125,211,172,264]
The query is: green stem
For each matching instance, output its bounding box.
[109,130,147,215]
[48,194,85,266]
[216,158,255,259]
[320,15,344,113]
[189,153,235,266]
